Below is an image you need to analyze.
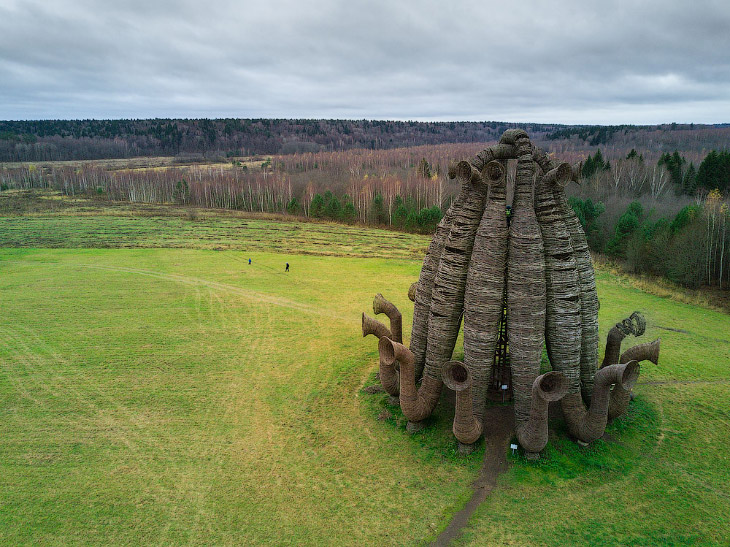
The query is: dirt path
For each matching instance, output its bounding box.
[430,377,730,545]
[432,405,515,546]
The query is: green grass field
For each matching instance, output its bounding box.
[0,191,427,260]
[2,192,729,545]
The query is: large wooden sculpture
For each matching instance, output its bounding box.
[362,129,660,458]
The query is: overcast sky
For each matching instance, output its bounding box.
[1,0,729,124]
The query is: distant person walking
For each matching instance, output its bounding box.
[248,258,251,265]
[285,262,290,272]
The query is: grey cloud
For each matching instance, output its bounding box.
[0,0,728,122]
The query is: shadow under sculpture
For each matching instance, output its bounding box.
[361,129,661,458]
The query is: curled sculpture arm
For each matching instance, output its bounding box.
[471,144,517,171]
[499,129,528,144]
[541,163,573,187]
[373,293,402,344]
[443,361,482,445]
[532,145,582,182]
[362,312,391,340]
[562,361,640,442]
[380,336,441,423]
[602,312,646,368]
[377,335,400,398]
[620,339,660,366]
[516,372,569,455]
[364,311,399,397]
[608,338,661,420]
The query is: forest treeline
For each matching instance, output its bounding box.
[0,143,483,229]
[569,147,730,289]
[2,118,730,162]
[0,119,547,162]
[571,194,728,289]
[2,138,729,290]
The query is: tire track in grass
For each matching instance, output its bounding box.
[2,326,154,454]
[139,273,286,541]
[638,379,730,386]
[6,317,259,542]
[78,263,352,322]
[9,261,303,456]
[2,324,169,453]
[0,325,189,537]
[3,255,356,541]
[140,276,272,541]
[0,338,46,409]
[184,283,272,542]
[0,329,162,496]
[137,265,295,542]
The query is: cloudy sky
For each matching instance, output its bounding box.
[1,0,729,123]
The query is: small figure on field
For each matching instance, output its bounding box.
[285,262,290,272]
[248,258,251,265]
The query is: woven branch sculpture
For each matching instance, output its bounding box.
[362,129,661,458]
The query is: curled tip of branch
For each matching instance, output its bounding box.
[620,360,641,391]
[372,293,402,344]
[456,160,472,179]
[616,311,646,337]
[456,160,482,183]
[482,160,505,183]
[442,361,471,392]
[372,293,387,315]
[362,312,391,340]
[536,371,569,402]
[542,162,573,188]
[499,128,529,145]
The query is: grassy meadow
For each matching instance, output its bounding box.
[1,191,729,545]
